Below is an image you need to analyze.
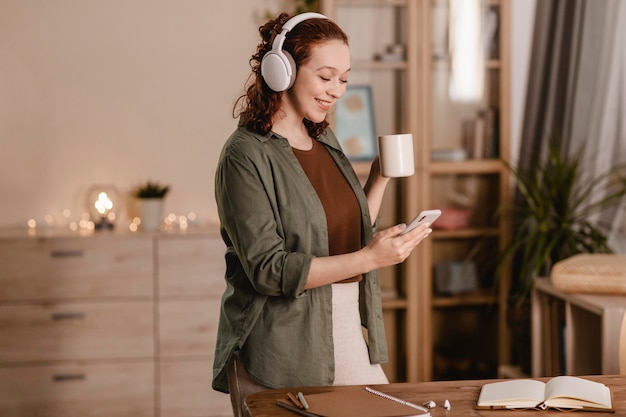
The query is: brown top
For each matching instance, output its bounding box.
[293,139,363,283]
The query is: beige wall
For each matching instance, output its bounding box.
[0,0,285,228]
[0,0,534,229]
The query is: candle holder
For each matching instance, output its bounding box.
[86,185,122,230]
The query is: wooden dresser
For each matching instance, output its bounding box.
[0,227,232,417]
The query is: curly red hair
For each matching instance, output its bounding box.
[233,13,349,138]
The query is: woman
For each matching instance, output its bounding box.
[212,12,431,393]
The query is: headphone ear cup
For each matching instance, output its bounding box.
[261,50,296,92]
[283,51,296,90]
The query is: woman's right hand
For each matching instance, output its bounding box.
[362,222,432,270]
[306,221,432,289]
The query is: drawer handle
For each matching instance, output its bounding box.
[50,250,84,258]
[51,312,85,321]
[53,373,86,382]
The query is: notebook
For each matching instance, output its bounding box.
[277,387,431,417]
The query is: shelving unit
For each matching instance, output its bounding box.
[418,0,511,382]
[322,0,511,382]
[532,278,626,377]
[321,0,419,383]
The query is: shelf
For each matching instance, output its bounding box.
[352,60,408,70]
[432,290,499,308]
[432,228,499,239]
[382,297,408,310]
[353,156,506,177]
[428,159,504,174]
[337,0,406,6]
[486,60,502,70]
[431,57,502,69]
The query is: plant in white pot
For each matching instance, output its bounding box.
[132,181,170,231]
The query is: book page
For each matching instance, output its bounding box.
[544,376,612,409]
[477,379,545,408]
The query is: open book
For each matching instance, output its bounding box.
[476,376,614,412]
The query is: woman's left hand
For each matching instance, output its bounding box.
[368,156,383,180]
[366,156,390,187]
[363,155,391,224]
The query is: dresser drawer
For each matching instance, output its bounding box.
[0,362,154,417]
[159,299,219,357]
[0,301,153,362]
[160,358,231,417]
[157,236,225,297]
[0,235,153,301]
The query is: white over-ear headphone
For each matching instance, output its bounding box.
[260,12,328,92]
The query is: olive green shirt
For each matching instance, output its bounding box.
[212,124,388,393]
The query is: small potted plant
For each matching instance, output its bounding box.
[132,181,170,231]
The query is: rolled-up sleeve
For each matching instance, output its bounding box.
[215,133,320,298]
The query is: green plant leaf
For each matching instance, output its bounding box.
[133,181,170,199]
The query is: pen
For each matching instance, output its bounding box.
[287,392,303,409]
[297,391,309,409]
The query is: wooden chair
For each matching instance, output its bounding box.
[226,351,268,417]
[620,312,626,374]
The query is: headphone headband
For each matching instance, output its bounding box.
[281,12,328,34]
[270,12,328,60]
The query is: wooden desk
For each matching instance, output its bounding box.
[244,375,626,416]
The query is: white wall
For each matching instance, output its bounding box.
[0,0,536,228]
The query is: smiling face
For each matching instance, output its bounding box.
[285,40,351,124]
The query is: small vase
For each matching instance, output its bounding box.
[139,199,164,231]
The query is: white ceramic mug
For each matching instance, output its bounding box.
[378,133,415,177]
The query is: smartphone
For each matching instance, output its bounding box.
[399,209,442,236]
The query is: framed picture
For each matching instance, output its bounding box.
[334,85,377,160]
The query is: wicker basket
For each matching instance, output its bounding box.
[550,254,626,294]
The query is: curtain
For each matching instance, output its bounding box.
[518,0,626,253]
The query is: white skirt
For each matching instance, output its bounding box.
[331,282,389,385]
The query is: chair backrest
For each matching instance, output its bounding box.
[620,312,626,374]
[226,351,268,417]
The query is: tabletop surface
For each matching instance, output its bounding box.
[535,277,626,309]
[244,374,626,416]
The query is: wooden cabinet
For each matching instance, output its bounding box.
[0,301,154,362]
[0,235,153,300]
[0,229,231,417]
[0,363,155,417]
[156,235,230,416]
[322,0,511,382]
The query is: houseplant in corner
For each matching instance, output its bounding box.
[501,142,626,306]
[499,141,626,374]
[132,181,170,231]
